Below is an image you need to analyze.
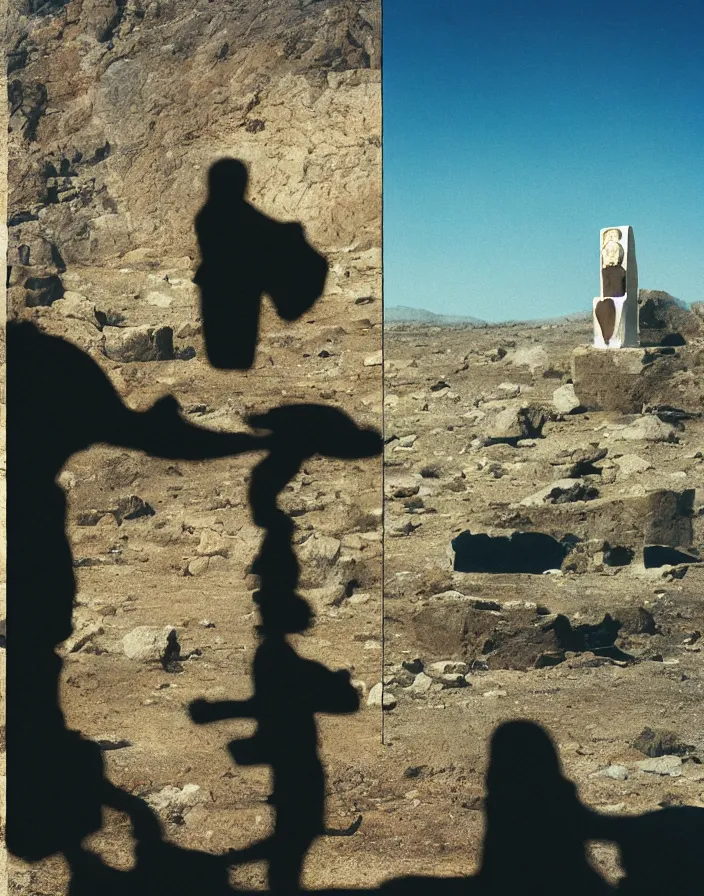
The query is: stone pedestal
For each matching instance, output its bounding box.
[571,345,699,413]
[572,346,649,412]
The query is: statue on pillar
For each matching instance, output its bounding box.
[593,226,639,348]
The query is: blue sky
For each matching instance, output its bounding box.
[383,0,704,321]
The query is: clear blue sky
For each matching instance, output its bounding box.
[383,0,704,322]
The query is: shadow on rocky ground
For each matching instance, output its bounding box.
[9,165,704,892]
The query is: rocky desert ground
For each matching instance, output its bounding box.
[382,308,704,884]
[4,0,704,893]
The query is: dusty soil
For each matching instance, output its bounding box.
[382,318,704,886]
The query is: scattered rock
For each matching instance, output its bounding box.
[146,783,204,814]
[616,607,656,635]
[552,383,583,415]
[520,479,598,506]
[187,555,228,577]
[485,404,546,444]
[614,454,654,477]
[367,683,396,709]
[427,661,470,676]
[636,756,683,777]
[633,727,694,758]
[195,529,229,558]
[639,290,702,346]
[510,345,548,372]
[122,626,179,664]
[406,672,433,695]
[102,325,175,362]
[553,445,608,477]
[611,416,677,443]
[114,495,155,523]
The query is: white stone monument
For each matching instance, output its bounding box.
[593,226,638,348]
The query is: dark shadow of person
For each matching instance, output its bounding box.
[476,720,614,895]
[589,801,704,894]
[194,158,328,370]
[65,780,235,896]
[379,719,613,896]
[6,318,270,863]
[189,404,381,893]
[246,403,382,592]
[190,594,360,894]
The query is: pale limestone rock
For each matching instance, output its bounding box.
[636,756,683,777]
[510,346,548,372]
[196,529,229,557]
[552,383,582,415]
[614,454,655,476]
[122,625,178,662]
[611,416,677,443]
[367,683,396,709]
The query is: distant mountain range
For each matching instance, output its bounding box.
[385,293,691,327]
[384,305,590,327]
[384,305,486,326]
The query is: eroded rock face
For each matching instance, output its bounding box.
[7,0,381,321]
[639,290,702,346]
[6,6,382,889]
[492,489,696,556]
[572,345,704,414]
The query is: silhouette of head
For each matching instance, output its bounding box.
[207,158,248,202]
[486,720,565,800]
[254,591,313,634]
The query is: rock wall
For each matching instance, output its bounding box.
[7,0,381,322]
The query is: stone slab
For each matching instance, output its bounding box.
[571,345,703,414]
[488,489,696,553]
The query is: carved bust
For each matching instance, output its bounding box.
[601,240,624,267]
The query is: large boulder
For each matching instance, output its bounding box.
[490,489,696,557]
[572,345,704,414]
[102,325,175,362]
[638,290,702,346]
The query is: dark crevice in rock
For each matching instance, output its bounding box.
[603,544,634,567]
[23,0,70,16]
[8,37,30,74]
[89,141,112,164]
[98,0,128,44]
[22,82,48,142]
[9,79,24,115]
[452,531,571,575]
[24,275,64,307]
[50,243,67,273]
[643,545,702,569]
[8,211,39,227]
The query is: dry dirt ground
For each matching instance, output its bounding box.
[382,318,704,886]
[11,312,704,894]
[6,2,384,889]
[8,263,388,894]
